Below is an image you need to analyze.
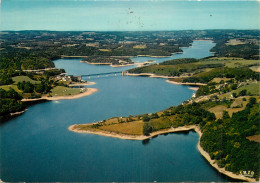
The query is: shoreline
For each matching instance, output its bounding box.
[135,55,171,58]
[68,125,197,140]
[21,88,98,102]
[81,60,155,68]
[188,87,199,91]
[10,109,28,116]
[60,50,188,60]
[81,60,135,68]
[125,73,205,87]
[125,72,175,79]
[68,81,96,87]
[166,79,206,86]
[69,124,256,182]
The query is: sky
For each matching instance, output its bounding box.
[0,0,259,31]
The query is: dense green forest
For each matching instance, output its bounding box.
[0,50,55,70]
[0,51,55,86]
[200,98,259,177]
[203,30,259,59]
[17,80,53,94]
[0,88,24,116]
[211,43,259,60]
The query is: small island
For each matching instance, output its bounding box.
[81,56,134,67]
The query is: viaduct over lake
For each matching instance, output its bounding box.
[81,71,126,79]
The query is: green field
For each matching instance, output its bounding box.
[216,82,259,99]
[50,86,83,96]
[210,77,230,83]
[0,85,21,92]
[234,82,259,95]
[99,121,143,135]
[224,60,259,68]
[208,96,259,119]
[197,58,258,68]
[12,76,41,84]
[72,116,143,135]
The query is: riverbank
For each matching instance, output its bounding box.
[69,124,256,182]
[166,79,206,86]
[68,124,197,140]
[81,60,135,68]
[125,73,205,87]
[81,60,155,68]
[68,81,96,87]
[188,87,199,91]
[136,55,171,58]
[125,72,175,79]
[22,88,98,102]
[10,109,28,116]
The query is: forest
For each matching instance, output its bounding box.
[200,98,259,177]
[0,88,24,116]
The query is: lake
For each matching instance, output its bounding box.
[0,40,235,182]
[131,40,216,63]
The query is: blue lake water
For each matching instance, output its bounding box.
[131,40,215,63]
[0,40,234,182]
[54,40,215,76]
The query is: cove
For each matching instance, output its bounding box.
[0,40,234,182]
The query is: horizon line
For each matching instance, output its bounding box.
[1,28,260,32]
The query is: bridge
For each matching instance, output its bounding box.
[81,71,126,79]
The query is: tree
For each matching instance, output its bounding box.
[143,123,153,136]
[35,84,44,93]
[162,110,170,116]
[223,110,230,120]
[231,84,238,90]
[151,113,159,119]
[239,89,247,96]
[232,92,237,98]
[142,114,150,122]
[7,87,22,100]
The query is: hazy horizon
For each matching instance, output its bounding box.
[1,29,260,32]
[1,0,259,31]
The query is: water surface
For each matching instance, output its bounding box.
[131,40,215,63]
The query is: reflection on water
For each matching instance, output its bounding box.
[142,138,150,145]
